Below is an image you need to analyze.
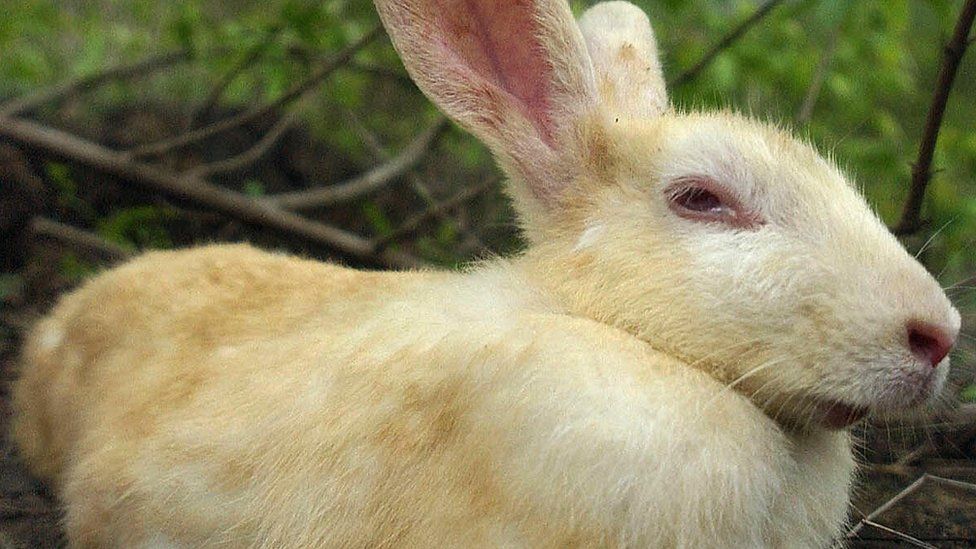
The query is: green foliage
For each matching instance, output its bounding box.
[0,0,972,280]
[415,236,457,267]
[0,274,24,302]
[57,253,98,283]
[242,179,266,198]
[361,201,394,238]
[95,206,177,251]
[45,162,95,220]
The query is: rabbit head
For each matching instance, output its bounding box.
[374,0,961,430]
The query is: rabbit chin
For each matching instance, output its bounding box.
[742,360,949,431]
[741,392,869,431]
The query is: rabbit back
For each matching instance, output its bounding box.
[11,244,423,483]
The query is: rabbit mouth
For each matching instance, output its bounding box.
[816,400,869,430]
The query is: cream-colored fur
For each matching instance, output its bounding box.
[11,1,959,547]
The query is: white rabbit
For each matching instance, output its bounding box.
[11,0,960,547]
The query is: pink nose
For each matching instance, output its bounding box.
[907,322,956,368]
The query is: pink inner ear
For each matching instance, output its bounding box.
[431,0,556,145]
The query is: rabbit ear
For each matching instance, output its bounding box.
[579,1,668,118]
[374,0,599,210]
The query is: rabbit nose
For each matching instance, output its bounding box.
[907,321,957,368]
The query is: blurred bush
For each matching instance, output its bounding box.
[0,0,973,294]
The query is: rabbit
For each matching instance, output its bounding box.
[10,0,961,547]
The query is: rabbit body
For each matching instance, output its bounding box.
[12,0,959,547]
[14,244,852,547]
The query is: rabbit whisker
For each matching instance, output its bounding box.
[914,217,956,259]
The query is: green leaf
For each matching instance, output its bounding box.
[435,220,458,248]
[243,179,267,197]
[167,4,204,52]
[58,253,98,283]
[361,201,393,237]
[95,206,177,250]
[0,274,23,301]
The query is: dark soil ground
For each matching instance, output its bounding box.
[1,349,64,549]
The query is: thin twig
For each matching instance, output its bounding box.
[348,61,415,88]
[189,26,283,127]
[927,474,976,492]
[0,50,190,118]
[375,179,497,249]
[187,109,300,178]
[895,442,934,468]
[796,28,840,124]
[847,474,929,538]
[345,109,389,154]
[30,217,133,261]
[346,110,487,249]
[858,520,938,549]
[284,48,415,87]
[673,0,787,87]
[944,273,976,291]
[0,143,47,199]
[185,71,324,178]
[894,0,976,235]
[345,110,485,249]
[268,117,447,210]
[127,25,382,159]
[0,116,424,269]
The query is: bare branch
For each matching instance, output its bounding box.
[268,117,447,210]
[0,143,46,199]
[0,50,190,118]
[847,474,930,538]
[30,217,133,262]
[927,475,976,492]
[127,25,382,159]
[375,179,497,249]
[856,520,937,549]
[0,116,425,269]
[849,474,976,547]
[187,109,300,179]
[345,110,447,214]
[894,0,976,235]
[796,28,840,124]
[944,273,976,292]
[189,26,283,127]
[674,0,787,87]
[348,111,435,202]
[348,62,415,88]
[345,109,390,155]
[344,110,490,252]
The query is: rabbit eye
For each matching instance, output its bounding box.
[673,187,727,214]
[666,178,761,229]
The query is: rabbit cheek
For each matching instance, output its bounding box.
[682,239,775,334]
[681,237,835,406]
